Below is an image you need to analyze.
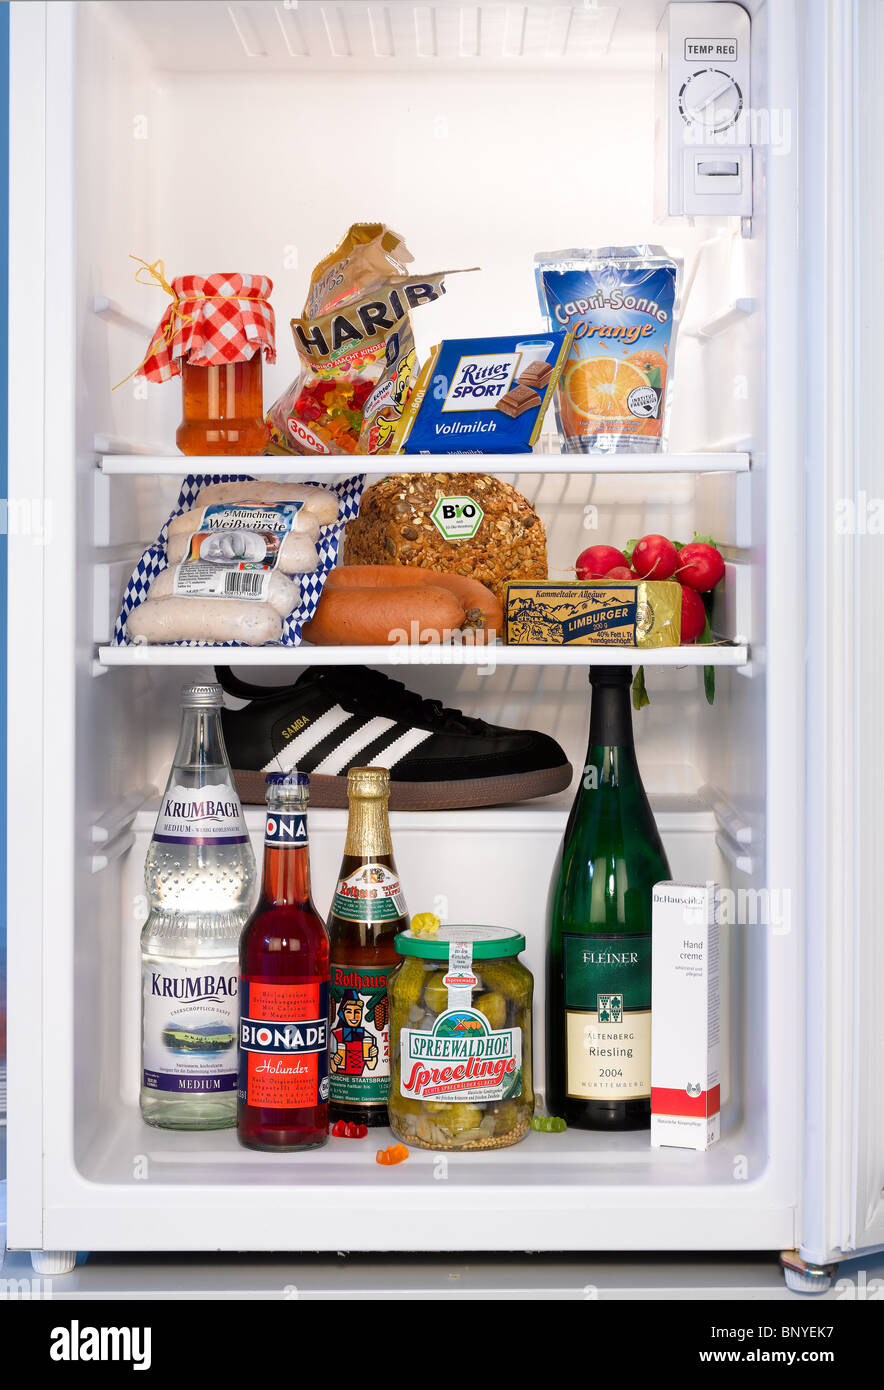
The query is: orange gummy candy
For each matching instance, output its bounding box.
[375,1143,409,1166]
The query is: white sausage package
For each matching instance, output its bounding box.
[114,472,364,647]
[171,503,307,601]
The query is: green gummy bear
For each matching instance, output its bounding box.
[531,1114,567,1133]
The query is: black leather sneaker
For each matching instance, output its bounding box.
[216,666,572,810]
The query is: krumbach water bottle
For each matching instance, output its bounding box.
[140,683,256,1130]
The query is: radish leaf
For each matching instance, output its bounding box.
[632,665,650,710]
[697,613,715,704]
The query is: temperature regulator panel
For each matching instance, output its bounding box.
[656,2,752,219]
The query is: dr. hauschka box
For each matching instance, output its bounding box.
[650,882,721,1151]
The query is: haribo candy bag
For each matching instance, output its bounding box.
[267,223,472,457]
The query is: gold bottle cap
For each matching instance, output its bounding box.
[347,767,390,799]
[343,768,392,856]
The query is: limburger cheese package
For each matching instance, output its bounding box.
[504,579,681,647]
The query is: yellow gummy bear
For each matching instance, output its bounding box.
[411,912,440,938]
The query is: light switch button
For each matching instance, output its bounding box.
[682,147,752,215]
[696,159,741,176]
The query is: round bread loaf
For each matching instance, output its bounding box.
[342,473,547,605]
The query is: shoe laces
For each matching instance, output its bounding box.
[313,667,489,735]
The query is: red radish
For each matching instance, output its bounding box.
[680,585,707,643]
[631,533,679,580]
[576,544,628,580]
[605,566,634,580]
[676,541,725,592]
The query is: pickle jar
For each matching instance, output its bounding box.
[388,924,534,1152]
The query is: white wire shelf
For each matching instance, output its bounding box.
[97,643,749,669]
[95,451,750,477]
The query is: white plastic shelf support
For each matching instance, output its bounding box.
[94,435,170,458]
[92,294,153,336]
[90,787,158,844]
[97,643,750,670]
[96,451,751,477]
[690,299,756,340]
[714,832,756,878]
[90,829,136,875]
[698,784,756,846]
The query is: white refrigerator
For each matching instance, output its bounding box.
[5,0,883,1295]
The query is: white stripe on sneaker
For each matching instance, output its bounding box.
[363,725,434,769]
[261,704,354,773]
[309,716,400,775]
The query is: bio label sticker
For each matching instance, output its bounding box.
[430,496,484,541]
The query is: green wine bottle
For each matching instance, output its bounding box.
[546,666,671,1130]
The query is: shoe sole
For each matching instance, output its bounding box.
[233,762,573,810]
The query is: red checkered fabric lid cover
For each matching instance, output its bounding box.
[137,269,276,383]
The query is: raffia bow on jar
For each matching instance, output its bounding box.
[118,257,277,456]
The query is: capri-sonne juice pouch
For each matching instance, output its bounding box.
[534,245,682,455]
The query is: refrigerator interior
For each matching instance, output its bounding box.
[7,0,804,1253]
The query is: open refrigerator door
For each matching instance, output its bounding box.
[794,0,884,1293]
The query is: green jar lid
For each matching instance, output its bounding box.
[395,923,526,960]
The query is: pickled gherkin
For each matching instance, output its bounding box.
[394,955,425,1007]
[422,970,448,1014]
[475,991,507,1029]
[433,1103,484,1136]
[390,956,424,1044]
[473,957,533,1008]
[387,924,534,1152]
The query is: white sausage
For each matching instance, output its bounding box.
[168,504,321,543]
[127,597,282,645]
[166,529,319,575]
[148,565,299,619]
[195,481,340,526]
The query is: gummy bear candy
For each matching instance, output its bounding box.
[332,1120,368,1139]
[411,912,441,938]
[376,1143,410,1165]
[531,1115,567,1133]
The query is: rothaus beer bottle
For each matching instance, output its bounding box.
[547,667,671,1130]
[237,772,329,1152]
[327,768,409,1128]
[140,683,256,1130]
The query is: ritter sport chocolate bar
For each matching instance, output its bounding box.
[391,330,574,454]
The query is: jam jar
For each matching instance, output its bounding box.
[176,355,269,456]
[135,269,276,456]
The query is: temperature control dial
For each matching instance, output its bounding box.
[678,68,743,132]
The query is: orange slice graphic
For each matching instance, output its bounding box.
[564,356,650,420]
[626,348,667,380]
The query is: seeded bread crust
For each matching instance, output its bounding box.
[342,473,547,605]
